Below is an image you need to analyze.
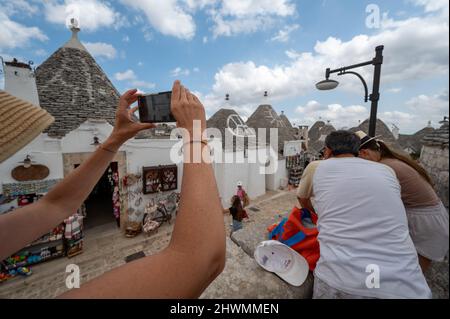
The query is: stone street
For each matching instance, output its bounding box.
[0,190,448,299]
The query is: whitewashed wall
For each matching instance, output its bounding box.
[0,134,64,193]
[214,147,267,208]
[123,138,184,221]
[265,158,288,191]
[1,120,279,216]
[3,64,40,106]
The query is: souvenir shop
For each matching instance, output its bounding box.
[0,159,122,283]
[0,180,85,283]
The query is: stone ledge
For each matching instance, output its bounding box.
[201,237,313,299]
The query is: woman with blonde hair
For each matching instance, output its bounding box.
[356,131,449,272]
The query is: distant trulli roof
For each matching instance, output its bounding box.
[279,111,293,129]
[422,119,449,148]
[207,108,242,134]
[246,104,295,154]
[308,120,336,153]
[35,27,120,138]
[399,126,435,153]
[349,118,400,149]
[207,108,255,150]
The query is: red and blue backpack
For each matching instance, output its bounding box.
[267,207,320,271]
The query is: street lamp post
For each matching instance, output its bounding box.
[316,45,384,137]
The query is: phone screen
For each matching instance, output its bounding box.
[138,91,176,123]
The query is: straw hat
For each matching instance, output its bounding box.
[354,130,382,149]
[0,90,54,163]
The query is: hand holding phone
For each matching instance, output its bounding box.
[138,91,176,123]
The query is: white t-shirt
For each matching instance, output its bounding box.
[297,157,431,299]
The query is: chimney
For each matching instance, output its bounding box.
[63,18,87,52]
[2,58,40,106]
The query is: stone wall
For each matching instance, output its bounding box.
[420,145,449,208]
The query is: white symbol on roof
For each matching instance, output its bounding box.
[227,114,256,137]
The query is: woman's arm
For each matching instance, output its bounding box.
[0,89,154,260]
[62,80,226,299]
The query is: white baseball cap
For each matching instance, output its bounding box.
[254,240,309,287]
[237,181,243,187]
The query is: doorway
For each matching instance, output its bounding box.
[81,162,119,230]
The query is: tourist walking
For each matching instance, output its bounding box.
[236,181,250,207]
[225,195,246,232]
[356,131,449,272]
[297,130,431,299]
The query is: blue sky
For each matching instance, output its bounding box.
[0,0,448,134]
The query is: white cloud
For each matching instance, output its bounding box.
[34,49,48,57]
[129,80,156,90]
[115,69,137,81]
[44,0,122,32]
[271,24,300,42]
[120,0,296,40]
[121,0,196,40]
[220,0,295,17]
[210,0,296,38]
[83,42,117,60]
[295,100,369,129]
[402,90,449,130]
[412,0,449,13]
[387,88,402,93]
[0,0,39,16]
[114,69,155,91]
[0,12,48,50]
[203,4,449,113]
[171,67,191,77]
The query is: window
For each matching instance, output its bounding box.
[142,165,178,194]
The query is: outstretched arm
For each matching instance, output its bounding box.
[62,80,226,299]
[0,90,154,260]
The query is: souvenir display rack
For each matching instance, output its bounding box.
[286,155,303,187]
[0,194,85,282]
[142,165,178,194]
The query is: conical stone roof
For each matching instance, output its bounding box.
[399,126,435,153]
[350,118,400,149]
[246,104,295,155]
[308,121,336,153]
[423,119,449,147]
[35,27,120,138]
[279,111,293,129]
[207,108,254,150]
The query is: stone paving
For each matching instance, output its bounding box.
[0,189,448,299]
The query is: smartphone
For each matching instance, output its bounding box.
[138,91,176,123]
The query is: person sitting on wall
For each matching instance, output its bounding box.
[0,81,226,298]
[356,131,449,273]
[297,130,431,299]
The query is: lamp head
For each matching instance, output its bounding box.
[316,79,339,91]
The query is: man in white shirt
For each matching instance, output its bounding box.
[298,130,431,299]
